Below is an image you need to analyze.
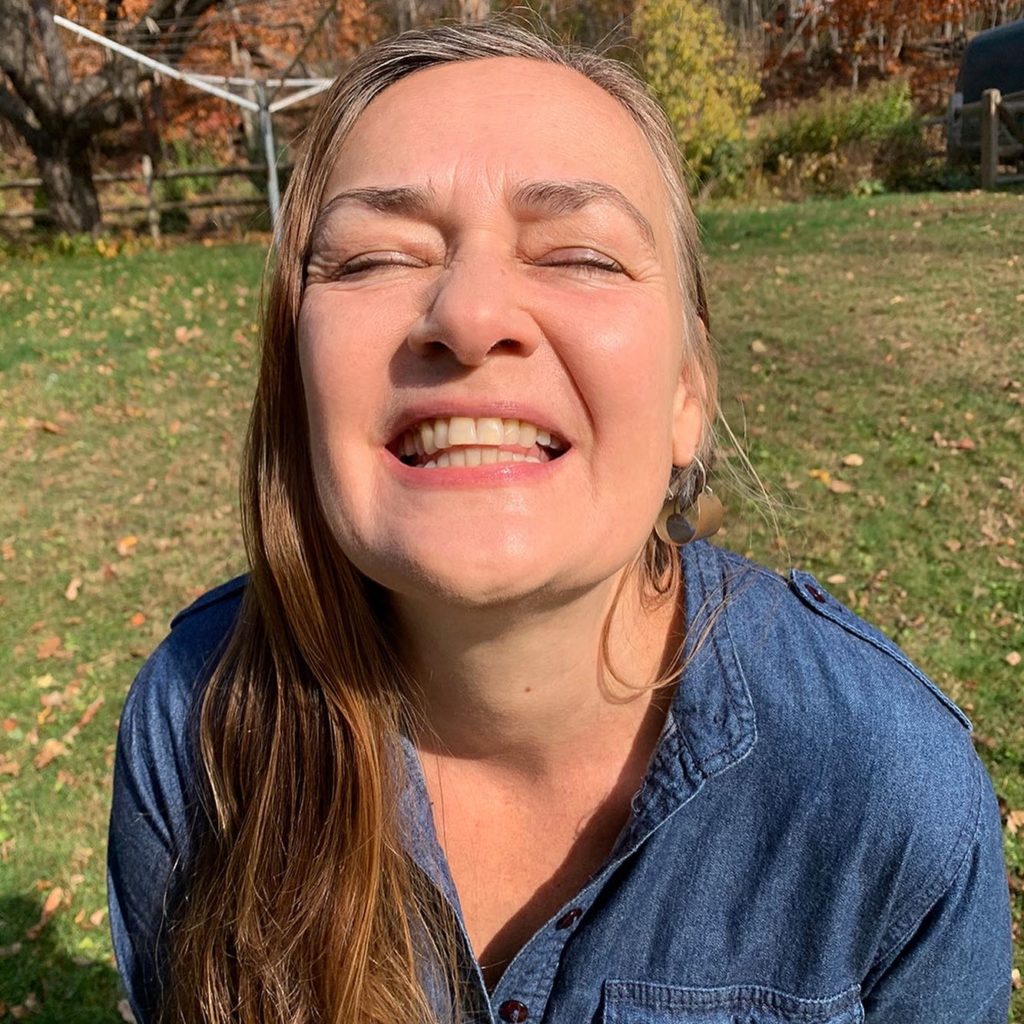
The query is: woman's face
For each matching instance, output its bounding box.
[298,57,703,607]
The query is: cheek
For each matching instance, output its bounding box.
[551,294,681,462]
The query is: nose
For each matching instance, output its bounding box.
[405,253,543,366]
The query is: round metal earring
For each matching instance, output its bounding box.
[654,458,724,546]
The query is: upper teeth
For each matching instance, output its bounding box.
[399,416,566,458]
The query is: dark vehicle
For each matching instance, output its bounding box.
[947,19,1024,160]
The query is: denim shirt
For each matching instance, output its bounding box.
[108,540,1012,1024]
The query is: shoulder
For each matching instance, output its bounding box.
[691,541,971,735]
[119,574,248,749]
[692,543,991,949]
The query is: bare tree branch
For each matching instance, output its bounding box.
[0,0,59,126]
[0,78,42,144]
[30,0,73,102]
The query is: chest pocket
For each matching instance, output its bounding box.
[602,981,863,1024]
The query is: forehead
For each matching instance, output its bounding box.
[324,57,670,220]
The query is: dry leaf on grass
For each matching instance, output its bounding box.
[115,535,138,557]
[118,998,137,1023]
[1006,809,1024,835]
[63,696,105,744]
[35,636,61,660]
[33,739,66,770]
[25,888,63,940]
[1006,652,1022,667]
[828,479,854,494]
[841,453,864,467]
[64,577,82,601]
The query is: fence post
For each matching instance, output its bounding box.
[981,88,1001,190]
[141,155,161,241]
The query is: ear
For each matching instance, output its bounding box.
[671,348,707,468]
[671,375,704,468]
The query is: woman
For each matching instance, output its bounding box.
[108,21,1012,1024]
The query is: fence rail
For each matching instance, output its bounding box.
[960,88,1024,188]
[0,160,289,236]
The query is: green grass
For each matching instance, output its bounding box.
[1,191,1021,1019]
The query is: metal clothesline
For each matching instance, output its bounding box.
[53,14,334,224]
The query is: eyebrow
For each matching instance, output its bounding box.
[309,179,657,253]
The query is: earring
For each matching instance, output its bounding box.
[654,457,724,546]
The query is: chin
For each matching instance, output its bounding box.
[345,531,575,610]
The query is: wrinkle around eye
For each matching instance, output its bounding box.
[306,249,434,283]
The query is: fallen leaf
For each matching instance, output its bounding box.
[1007,652,1022,667]
[129,611,146,628]
[63,695,105,744]
[944,539,963,553]
[1006,809,1024,835]
[115,536,138,557]
[1012,967,1021,990]
[998,476,1016,490]
[25,887,63,940]
[1,718,16,732]
[841,453,864,467]
[828,479,854,494]
[750,339,768,355]
[809,468,832,485]
[174,325,189,343]
[35,636,61,660]
[32,739,66,770]
[0,756,21,777]
[34,674,57,688]
[89,907,107,926]
[64,577,82,601]
[826,574,847,584]
[118,998,137,1023]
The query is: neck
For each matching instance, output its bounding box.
[393,565,683,779]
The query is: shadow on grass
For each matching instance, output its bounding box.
[0,895,127,1023]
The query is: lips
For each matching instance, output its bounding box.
[387,415,569,469]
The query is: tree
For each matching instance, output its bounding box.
[633,0,761,189]
[0,0,223,233]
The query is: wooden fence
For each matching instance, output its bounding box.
[0,159,287,237]
[959,88,1024,189]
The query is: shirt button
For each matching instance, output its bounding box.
[807,584,827,603]
[555,908,582,929]
[498,1000,530,1022]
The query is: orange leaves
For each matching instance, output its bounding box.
[25,887,63,941]
[931,431,976,451]
[115,535,138,557]
[32,739,66,771]
[35,636,63,661]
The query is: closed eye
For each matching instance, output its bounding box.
[336,251,429,276]
[536,248,624,274]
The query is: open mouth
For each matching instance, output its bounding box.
[388,415,570,469]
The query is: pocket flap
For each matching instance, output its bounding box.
[602,980,863,1024]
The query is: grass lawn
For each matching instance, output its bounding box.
[1,189,1021,1020]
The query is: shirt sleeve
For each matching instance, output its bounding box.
[862,754,1012,1023]
[107,641,198,1024]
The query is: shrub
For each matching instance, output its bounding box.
[633,0,760,192]
[758,80,913,173]
[752,81,955,197]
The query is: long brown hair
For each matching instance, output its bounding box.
[161,21,719,1024]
